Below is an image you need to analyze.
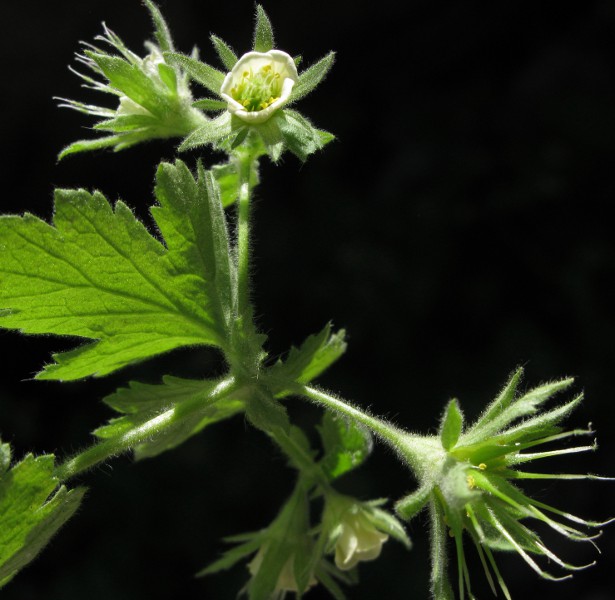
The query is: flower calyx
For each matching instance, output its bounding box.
[393,368,614,599]
[322,493,410,572]
[57,1,207,159]
[164,5,336,162]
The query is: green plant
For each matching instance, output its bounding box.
[0,4,611,598]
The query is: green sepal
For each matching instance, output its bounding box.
[192,98,227,111]
[0,447,85,588]
[93,114,159,132]
[179,112,234,150]
[247,487,310,600]
[158,62,178,94]
[363,505,412,549]
[291,52,336,102]
[164,52,225,96]
[143,0,175,53]
[440,399,463,451]
[253,5,275,53]
[196,534,264,577]
[94,376,244,459]
[318,411,372,481]
[276,109,334,162]
[210,35,238,71]
[395,483,432,521]
[58,134,140,159]
[314,563,347,600]
[467,367,523,437]
[85,51,170,117]
[266,323,347,396]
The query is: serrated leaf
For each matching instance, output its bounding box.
[0,449,85,587]
[440,399,463,451]
[94,375,244,459]
[143,0,175,53]
[318,411,372,481]
[164,52,225,96]
[291,52,336,102]
[0,160,231,380]
[152,160,235,332]
[253,5,275,53]
[268,324,347,396]
[210,35,238,71]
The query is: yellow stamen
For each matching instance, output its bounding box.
[478,463,487,470]
[467,475,476,489]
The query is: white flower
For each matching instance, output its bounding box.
[220,50,298,124]
[334,508,389,571]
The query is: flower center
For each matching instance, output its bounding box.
[230,64,282,112]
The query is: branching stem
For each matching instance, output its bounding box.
[54,376,240,482]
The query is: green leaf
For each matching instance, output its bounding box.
[0,161,230,380]
[143,0,175,53]
[291,52,336,102]
[253,5,275,53]
[210,35,238,71]
[0,449,85,587]
[318,411,372,481]
[152,160,235,332]
[440,399,463,451]
[95,376,244,459]
[211,162,241,207]
[267,323,347,396]
[164,52,225,96]
[245,394,291,435]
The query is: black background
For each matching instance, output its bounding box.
[1,1,614,599]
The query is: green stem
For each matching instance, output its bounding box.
[54,377,239,482]
[253,387,331,489]
[235,150,256,324]
[298,384,403,447]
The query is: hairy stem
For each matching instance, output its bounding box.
[235,149,257,325]
[298,384,403,447]
[54,377,240,481]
